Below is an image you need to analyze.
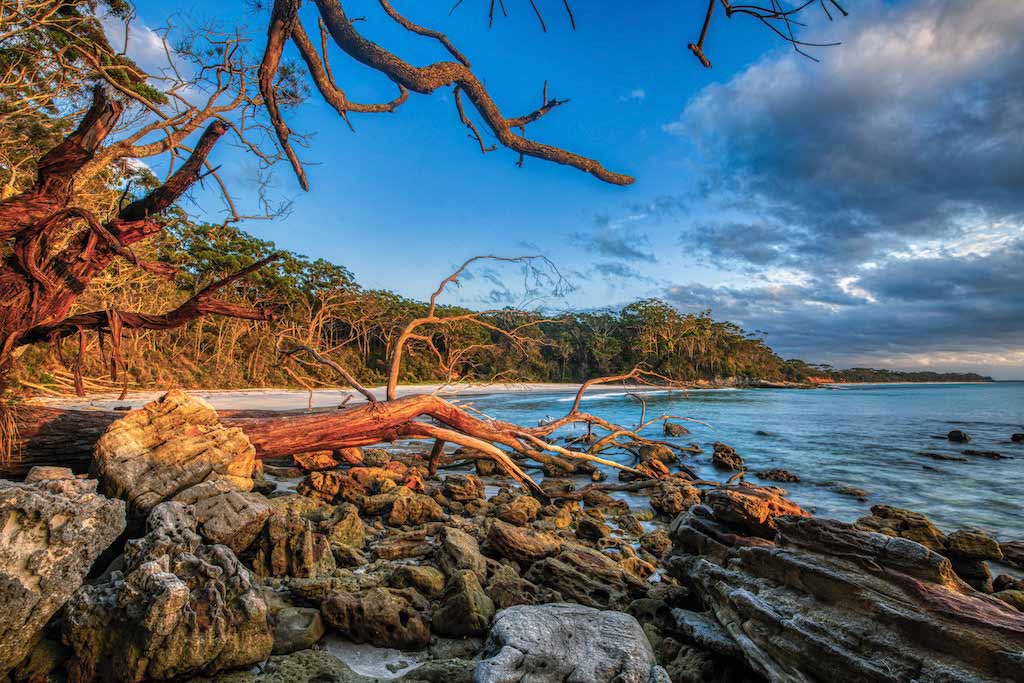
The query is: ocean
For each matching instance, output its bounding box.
[465,382,1024,541]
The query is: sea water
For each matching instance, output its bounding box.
[464,382,1024,541]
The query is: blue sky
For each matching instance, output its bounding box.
[115,1,1024,378]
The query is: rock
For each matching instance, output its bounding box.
[292,450,339,471]
[577,516,611,541]
[711,443,744,471]
[389,493,445,526]
[759,468,800,483]
[185,649,368,683]
[994,574,1024,592]
[946,529,1003,561]
[392,565,446,598]
[271,607,324,655]
[371,528,433,561]
[486,567,556,610]
[1000,541,1024,569]
[321,503,366,549]
[671,513,1024,683]
[442,474,485,502]
[433,570,495,637]
[828,483,868,499]
[321,587,431,650]
[950,556,994,593]
[475,603,670,683]
[994,590,1024,611]
[495,495,542,526]
[9,636,68,683]
[582,489,630,514]
[93,390,256,514]
[525,544,648,611]
[296,470,362,505]
[618,513,645,536]
[704,485,809,538]
[856,504,948,552]
[0,478,126,678]
[663,422,690,437]
[23,465,75,482]
[253,512,336,578]
[1012,433,1024,443]
[947,429,971,442]
[963,449,1007,459]
[487,520,561,563]
[638,443,675,464]
[640,529,673,558]
[172,479,272,553]
[62,502,272,683]
[649,480,701,517]
[436,526,487,582]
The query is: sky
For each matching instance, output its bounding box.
[114,0,1024,379]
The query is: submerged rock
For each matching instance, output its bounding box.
[62,502,272,683]
[758,468,800,483]
[0,475,126,677]
[663,422,691,437]
[947,429,971,442]
[475,603,670,683]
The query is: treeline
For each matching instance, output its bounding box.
[784,362,994,384]
[15,220,989,394]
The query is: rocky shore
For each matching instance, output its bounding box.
[2,390,1022,683]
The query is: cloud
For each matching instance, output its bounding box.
[667,0,1024,275]
[619,88,646,103]
[570,214,657,262]
[651,0,1024,375]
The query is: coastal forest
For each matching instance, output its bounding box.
[14,219,992,394]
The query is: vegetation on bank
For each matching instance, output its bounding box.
[12,220,993,394]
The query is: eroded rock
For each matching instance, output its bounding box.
[0,476,126,677]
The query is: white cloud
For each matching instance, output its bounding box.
[619,88,646,103]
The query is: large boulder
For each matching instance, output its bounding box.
[475,603,670,682]
[93,390,257,515]
[320,587,431,650]
[525,544,648,611]
[62,502,272,683]
[252,512,336,578]
[703,484,809,538]
[669,509,1024,683]
[0,475,126,677]
[432,570,495,638]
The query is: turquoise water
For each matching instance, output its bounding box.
[467,383,1024,541]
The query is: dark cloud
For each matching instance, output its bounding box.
[668,0,1024,274]
[665,238,1024,371]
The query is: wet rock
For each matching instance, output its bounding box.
[711,443,744,471]
[672,513,1024,683]
[618,513,645,536]
[172,479,272,553]
[436,526,486,583]
[433,570,495,638]
[321,587,431,650]
[186,648,362,683]
[441,474,485,503]
[495,495,542,526]
[641,529,673,558]
[759,468,800,483]
[638,443,675,464]
[93,390,256,514]
[963,449,1008,459]
[475,603,670,683]
[525,544,647,611]
[253,512,336,578]
[271,607,324,655]
[63,502,272,683]
[0,477,126,677]
[949,557,994,593]
[994,574,1024,592]
[582,489,630,514]
[664,422,691,437]
[947,429,972,442]
[486,520,562,563]
[389,493,445,526]
[946,529,1003,561]
[856,504,948,552]
[999,540,1024,569]
[704,484,809,538]
[827,483,868,499]
[1012,433,1024,443]
[649,480,701,517]
[994,590,1024,611]
[577,516,611,541]
[391,565,446,598]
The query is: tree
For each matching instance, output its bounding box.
[1,0,847,487]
